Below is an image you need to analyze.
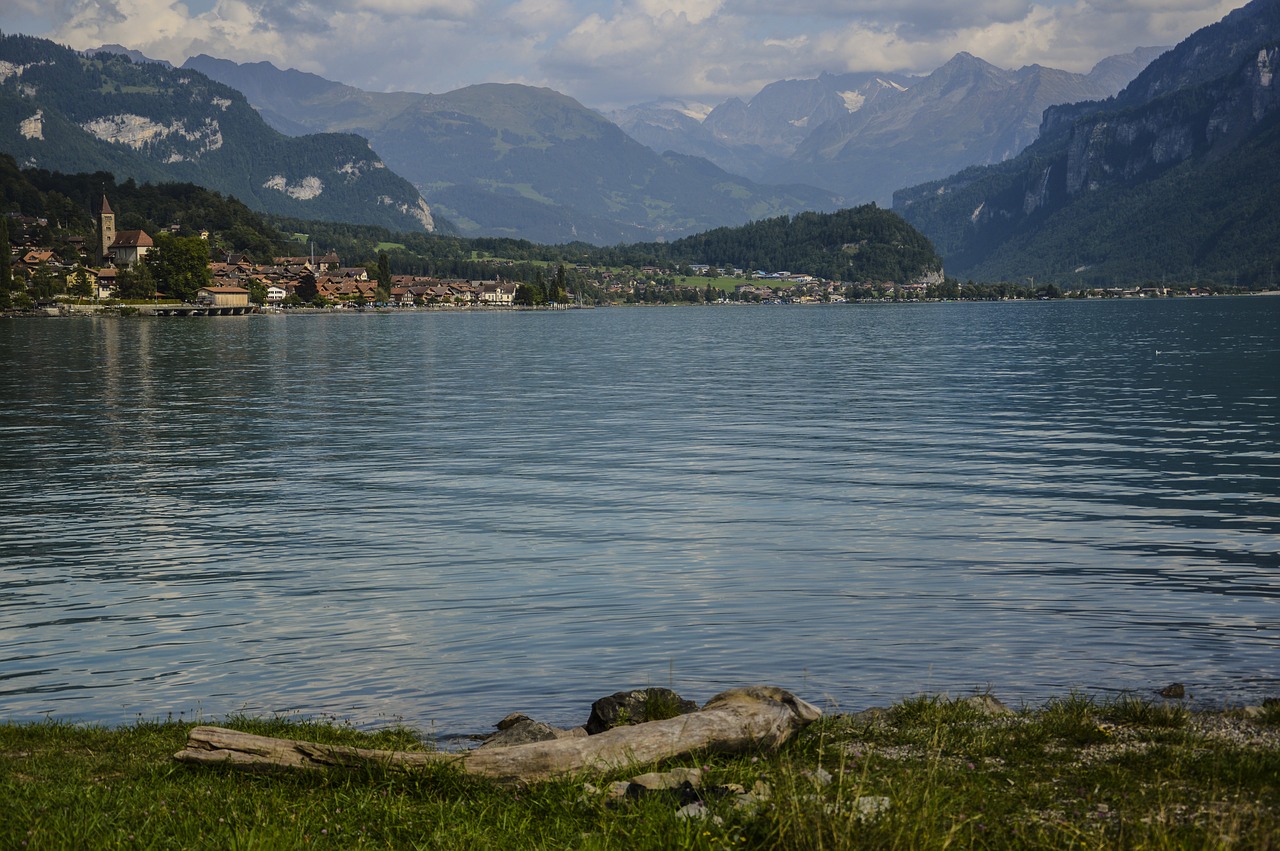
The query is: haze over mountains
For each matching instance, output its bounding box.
[182,56,842,245]
[610,48,1166,207]
[183,46,1164,245]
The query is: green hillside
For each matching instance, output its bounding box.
[936,114,1280,287]
[1,153,285,259]
[606,205,942,284]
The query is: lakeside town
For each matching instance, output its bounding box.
[1,197,1227,316]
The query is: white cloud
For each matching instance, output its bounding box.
[507,0,577,31]
[636,0,724,24]
[0,0,1250,107]
[353,0,477,15]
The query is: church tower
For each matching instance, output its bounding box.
[99,195,116,263]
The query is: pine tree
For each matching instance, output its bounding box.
[376,252,391,302]
[0,216,11,296]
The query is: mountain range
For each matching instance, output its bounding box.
[5,2,1271,284]
[893,0,1280,286]
[611,48,1166,206]
[0,34,437,233]
[181,56,843,245]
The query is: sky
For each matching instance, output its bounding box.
[0,0,1246,110]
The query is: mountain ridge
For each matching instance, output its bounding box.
[611,48,1166,206]
[183,55,844,245]
[892,0,1280,286]
[0,34,439,233]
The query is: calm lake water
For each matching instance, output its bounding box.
[2,299,1278,735]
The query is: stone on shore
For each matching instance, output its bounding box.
[963,695,1014,716]
[585,687,699,735]
[479,716,586,749]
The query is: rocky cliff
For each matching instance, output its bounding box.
[893,0,1280,285]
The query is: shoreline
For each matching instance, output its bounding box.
[4,288,1276,318]
[4,688,1277,849]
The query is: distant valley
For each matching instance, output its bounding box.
[182,56,841,245]
[182,46,1162,245]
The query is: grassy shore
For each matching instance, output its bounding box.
[3,693,1278,850]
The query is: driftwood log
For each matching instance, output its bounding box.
[174,686,821,785]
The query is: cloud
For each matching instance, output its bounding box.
[0,0,1249,107]
[635,0,724,24]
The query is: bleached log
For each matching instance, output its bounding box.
[174,686,821,785]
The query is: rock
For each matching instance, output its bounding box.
[585,687,699,735]
[1159,683,1186,699]
[496,712,532,731]
[628,767,703,791]
[964,695,1014,716]
[675,802,720,822]
[848,707,889,723]
[801,767,833,787]
[478,718,563,749]
[732,781,773,813]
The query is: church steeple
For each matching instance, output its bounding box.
[99,195,116,263]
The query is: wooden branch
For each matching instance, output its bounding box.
[174,686,821,784]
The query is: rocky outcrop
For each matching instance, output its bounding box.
[893,0,1280,279]
[1055,46,1279,199]
[81,114,224,155]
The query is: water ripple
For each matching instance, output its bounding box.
[1,299,1278,731]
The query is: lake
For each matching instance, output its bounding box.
[1,298,1277,736]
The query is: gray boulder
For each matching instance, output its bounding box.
[586,688,699,735]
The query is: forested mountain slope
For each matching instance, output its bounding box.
[617,205,943,284]
[894,0,1280,286]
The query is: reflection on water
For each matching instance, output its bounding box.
[1,299,1278,732]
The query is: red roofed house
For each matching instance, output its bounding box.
[109,230,154,268]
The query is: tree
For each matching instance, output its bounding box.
[515,269,547,306]
[30,263,62,301]
[144,233,210,301]
[376,251,391,288]
[70,266,93,299]
[0,216,11,295]
[295,272,319,305]
[246,278,268,305]
[547,264,567,303]
[115,262,155,300]
[513,283,538,306]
